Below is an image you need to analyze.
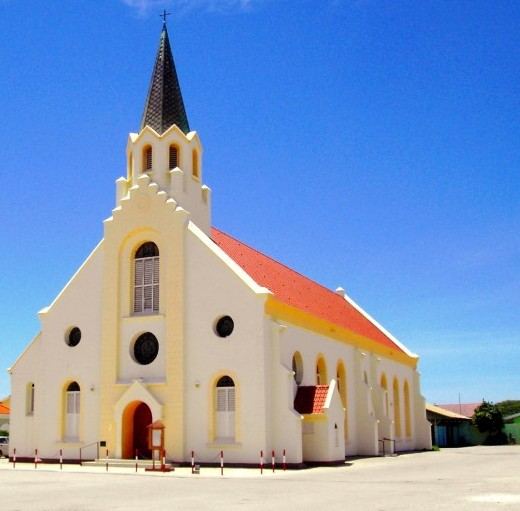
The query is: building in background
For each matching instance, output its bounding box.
[8,23,431,464]
[0,400,9,433]
[426,403,471,447]
[504,413,520,444]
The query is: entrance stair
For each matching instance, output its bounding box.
[82,458,178,469]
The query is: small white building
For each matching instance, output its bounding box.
[8,23,431,464]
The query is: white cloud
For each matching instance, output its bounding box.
[121,0,257,16]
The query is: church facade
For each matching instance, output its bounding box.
[9,24,431,464]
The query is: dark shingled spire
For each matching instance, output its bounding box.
[140,23,190,135]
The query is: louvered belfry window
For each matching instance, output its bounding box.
[143,145,153,172]
[169,145,178,169]
[134,242,159,314]
[192,149,199,178]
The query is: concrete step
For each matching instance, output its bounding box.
[82,458,179,469]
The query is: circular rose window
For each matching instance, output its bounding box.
[66,327,81,347]
[133,332,159,365]
[215,316,234,338]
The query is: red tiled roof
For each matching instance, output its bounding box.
[212,228,404,353]
[426,403,471,420]
[0,403,9,415]
[294,385,329,414]
[437,403,481,418]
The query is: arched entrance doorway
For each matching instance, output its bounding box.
[122,401,152,459]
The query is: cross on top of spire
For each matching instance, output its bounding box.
[160,9,171,23]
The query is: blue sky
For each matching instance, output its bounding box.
[0,0,519,405]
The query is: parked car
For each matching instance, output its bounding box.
[0,436,9,457]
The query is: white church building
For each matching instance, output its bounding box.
[9,23,431,465]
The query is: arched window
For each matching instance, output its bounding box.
[142,145,152,172]
[381,374,389,417]
[65,382,80,440]
[192,149,199,179]
[134,242,159,314]
[215,376,235,441]
[404,381,411,437]
[336,361,348,441]
[316,356,327,385]
[26,383,35,416]
[393,378,401,437]
[169,144,179,169]
[292,352,303,385]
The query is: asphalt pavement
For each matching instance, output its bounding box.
[1,445,519,510]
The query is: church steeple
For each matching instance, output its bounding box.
[140,23,190,135]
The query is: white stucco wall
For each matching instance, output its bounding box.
[276,321,429,457]
[183,224,270,463]
[10,243,104,459]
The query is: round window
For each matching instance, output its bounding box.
[133,332,159,365]
[66,327,81,347]
[215,316,234,338]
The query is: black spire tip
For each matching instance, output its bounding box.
[140,21,190,135]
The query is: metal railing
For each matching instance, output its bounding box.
[79,441,105,463]
[378,437,396,456]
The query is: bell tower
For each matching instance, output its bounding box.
[115,21,211,235]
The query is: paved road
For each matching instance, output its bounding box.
[2,446,520,510]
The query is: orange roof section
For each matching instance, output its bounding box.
[0,403,9,415]
[212,228,404,353]
[294,385,330,414]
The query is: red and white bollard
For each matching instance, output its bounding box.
[220,450,224,476]
[260,450,264,475]
[13,448,16,469]
[59,449,63,470]
[105,449,109,472]
[271,450,275,473]
[34,449,38,469]
[283,449,286,471]
[191,450,195,474]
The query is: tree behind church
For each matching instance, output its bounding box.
[472,401,507,445]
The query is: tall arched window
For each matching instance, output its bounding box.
[142,145,152,172]
[336,361,348,441]
[169,144,179,169]
[215,376,235,441]
[26,382,35,416]
[404,380,411,437]
[192,149,199,179]
[292,352,303,385]
[134,242,159,314]
[381,374,389,416]
[316,356,327,385]
[65,382,80,440]
[393,377,401,437]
